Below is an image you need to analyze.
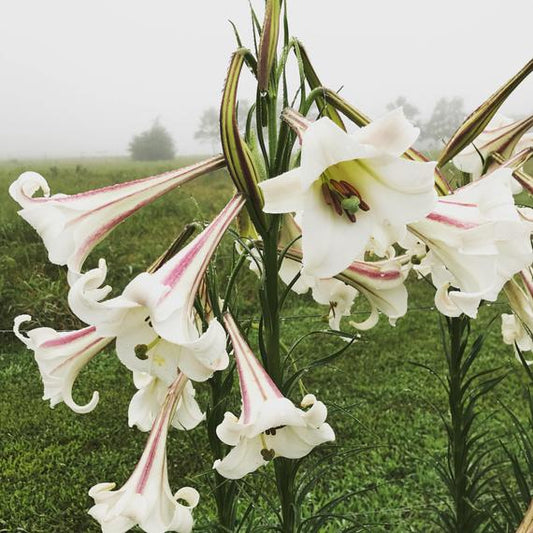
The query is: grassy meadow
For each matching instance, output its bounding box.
[0,157,530,532]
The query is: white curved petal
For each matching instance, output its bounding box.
[259,168,305,213]
[215,313,334,479]
[172,381,205,431]
[301,182,374,278]
[355,108,419,157]
[349,305,380,331]
[279,257,314,295]
[213,436,267,479]
[89,375,199,533]
[300,118,375,188]
[158,318,228,382]
[13,315,111,413]
[360,156,437,225]
[9,158,224,279]
[269,422,335,459]
[129,375,204,432]
[312,278,357,330]
[68,258,134,336]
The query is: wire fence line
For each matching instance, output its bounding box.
[0,302,509,334]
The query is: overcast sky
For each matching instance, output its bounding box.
[1,0,531,158]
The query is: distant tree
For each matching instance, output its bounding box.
[423,97,466,145]
[194,101,250,153]
[194,107,219,152]
[129,120,176,161]
[386,96,420,122]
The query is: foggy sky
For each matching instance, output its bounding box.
[1,0,532,158]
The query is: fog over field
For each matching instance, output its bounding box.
[1,0,531,158]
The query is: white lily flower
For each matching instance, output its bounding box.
[68,194,244,384]
[213,313,335,480]
[407,169,533,318]
[259,108,437,278]
[311,279,357,330]
[501,314,533,356]
[129,371,205,432]
[452,114,533,181]
[336,257,410,330]
[502,268,533,361]
[9,156,225,283]
[13,315,111,413]
[89,374,200,533]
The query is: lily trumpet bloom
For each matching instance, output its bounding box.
[9,156,225,283]
[407,168,533,318]
[502,268,533,359]
[279,215,409,331]
[89,374,200,533]
[335,257,409,330]
[213,313,335,479]
[452,114,533,180]
[259,108,437,278]
[13,315,112,413]
[68,194,245,384]
[129,371,205,432]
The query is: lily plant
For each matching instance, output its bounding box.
[9,2,533,532]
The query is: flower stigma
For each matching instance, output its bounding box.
[134,335,162,360]
[260,433,276,461]
[320,165,370,223]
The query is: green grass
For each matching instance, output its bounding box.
[0,157,529,531]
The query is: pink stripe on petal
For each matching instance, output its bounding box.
[156,196,245,314]
[438,199,478,208]
[346,262,401,281]
[49,157,224,204]
[223,313,282,424]
[40,325,98,348]
[135,374,186,493]
[53,337,109,373]
[426,212,479,229]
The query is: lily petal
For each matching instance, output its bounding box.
[9,156,225,283]
[13,315,111,413]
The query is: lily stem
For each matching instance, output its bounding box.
[261,217,298,533]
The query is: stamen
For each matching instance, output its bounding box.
[329,190,343,216]
[321,182,333,206]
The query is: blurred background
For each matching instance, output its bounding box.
[1,0,532,159]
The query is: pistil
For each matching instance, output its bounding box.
[321,175,370,223]
[134,335,162,360]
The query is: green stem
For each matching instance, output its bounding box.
[261,220,282,385]
[207,371,238,531]
[447,316,469,531]
[261,217,298,532]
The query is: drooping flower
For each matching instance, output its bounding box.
[311,278,358,330]
[502,268,533,360]
[452,113,533,180]
[335,257,410,330]
[68,195,245,384]
[259,108,437,278]
[278,215,409,331]
[13,315,111,413]
[407,168,533,318]
[213,313,335,479]
[129,371,205,432]
[9,156,225,283]
[89,373,200,533]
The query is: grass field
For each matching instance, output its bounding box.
[0,157,529,532]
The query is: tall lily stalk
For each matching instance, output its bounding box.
[8,1,533,532]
